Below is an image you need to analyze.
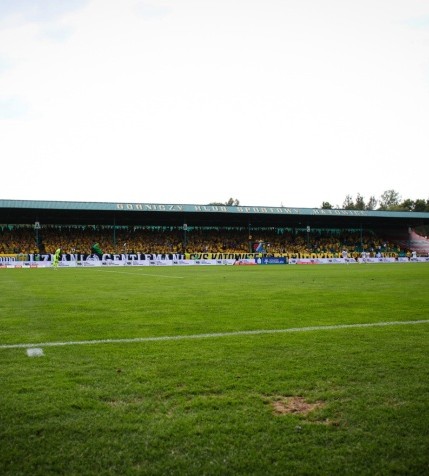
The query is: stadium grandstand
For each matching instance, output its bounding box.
[1,199,429,265]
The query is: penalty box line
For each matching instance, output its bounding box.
[1,319,429,350]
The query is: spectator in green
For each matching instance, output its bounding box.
[91,242,103,260]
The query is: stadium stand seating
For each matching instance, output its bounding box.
[0,225,418,258]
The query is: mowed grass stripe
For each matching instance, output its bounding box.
[1,319,428,349]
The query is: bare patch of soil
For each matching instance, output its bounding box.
[270,396,324,415]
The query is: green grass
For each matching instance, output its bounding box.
[0,264,428,475]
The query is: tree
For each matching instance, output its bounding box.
[378,190,401,210]
[226,198,240,207]
[342,195,355,210]
[339,194,377,210]
[413,199,428,212]
[366,196,377,210]
[208,198,240,207]
[355,193,366,210]
[400,199,415,211]
[323,191,426,211]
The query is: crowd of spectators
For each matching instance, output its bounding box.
[0,224,405,258]
[0,226,39,255]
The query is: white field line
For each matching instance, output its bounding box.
[1,320,428,350]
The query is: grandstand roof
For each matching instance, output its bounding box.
[1,199,429,231]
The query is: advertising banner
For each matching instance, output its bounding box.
[258,257,287,265]
[2,253,428,268]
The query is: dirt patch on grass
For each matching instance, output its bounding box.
[270,396,324,415]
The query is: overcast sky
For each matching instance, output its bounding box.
[1,0,428,209]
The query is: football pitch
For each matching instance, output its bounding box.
[1,264,428,475]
